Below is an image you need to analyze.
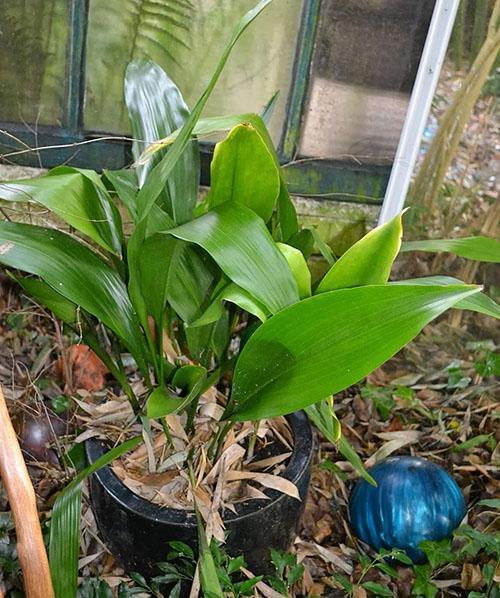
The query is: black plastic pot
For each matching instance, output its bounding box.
[85,411,313,578]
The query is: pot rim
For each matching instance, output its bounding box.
[85,410,313,528]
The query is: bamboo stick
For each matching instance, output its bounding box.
[451,0,466,70]
[0,386,54,598]
[409,0,500,219]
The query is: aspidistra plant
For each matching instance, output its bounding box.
[0,1,499,451]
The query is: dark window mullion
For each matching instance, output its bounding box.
[278,0,321,164]
[62,0,89,133]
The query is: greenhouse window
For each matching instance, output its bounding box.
[0,0,435,203]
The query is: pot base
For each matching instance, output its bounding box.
[86,411,313,579]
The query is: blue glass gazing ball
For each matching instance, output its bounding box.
[349,456,466,564]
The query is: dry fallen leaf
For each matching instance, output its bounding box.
[224,470,300,500]
[461,563,484,590]
[55,344,108,392]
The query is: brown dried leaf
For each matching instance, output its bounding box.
[295,540,353,574]
[365,430,422,466]
[461,563,484,590]
[204,444,246,485]
[247,452,292,471]
[224,470,300,499]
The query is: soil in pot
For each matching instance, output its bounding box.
[85,410,313,581]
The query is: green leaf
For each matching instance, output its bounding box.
[165,203,299,314]
[125,60,199,224]
[0,222,149,376]
[360,384,395,421]
[16,276,77,324]
[452,434,492,452]
[135,0,274,221]
[103,168,139,221]
[137,112,275,166]
[287,563,304,587]
[261,91,279,126]
[277,243,311,298]
[305,400,341,443]
[276,180,299,242]
[308,226,335,267]
[361,581,394,597]
[401,236,500,263]
[333,572,353,592]
[136,231,215,330]
[375,560,399,579]
[190,282,270,328]
[419,538,455,568]
[287,229,315,260]
[146,366,206,419]
[392,276,500,319]
[207,124,280,223]
[195,512,223,598]
[474,350,500,377]
[228,284,480,421]
[168,541,195,560]
[338,435,377,485]
[476,499,500,509]
[0,167,123,254]
[317,212,403,292]
[49,437,141,598]
[411,565,437,598]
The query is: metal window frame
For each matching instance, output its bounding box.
[0,0,389,204]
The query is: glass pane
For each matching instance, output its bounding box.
[0,0,68,125]
[84,0,304,144]
[299,0,435,164]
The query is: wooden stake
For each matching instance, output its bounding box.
[0,386,55,598]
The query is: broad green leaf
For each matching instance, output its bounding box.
[49,436,141,598]
[136,0,274,220]
[138,237,215,325]
[207,123,280,222]
[305,401,376,485]
[401,236,500,263]
[195,508,224,598]
[137,112,275,167]
[0,222,149,376]
[277,243,311,298]
[190,282,270,327]
[287,229,315,260]
[392,276,500,319]
[0,167,123,254]
[228,284,480,421]
[276,180,299,242]
[147,366,206,419]
[103,168,139,221]
[165,203,299,314]
[308,227,335,267]
[317,213,403,292]
[15,276,135,403]
[125,60,199,224]
[16,276,77,324]
[305,400,341,442]
[136,233,176,325]
[338,436,377,486]
[49,483,81,598]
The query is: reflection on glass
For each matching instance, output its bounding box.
[300,0,435,164]
[84,0,304,144]
[0,0,68,125]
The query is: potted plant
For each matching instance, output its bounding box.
[0,1,499,595]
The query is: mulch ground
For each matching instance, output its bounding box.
[0,263,498,597]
